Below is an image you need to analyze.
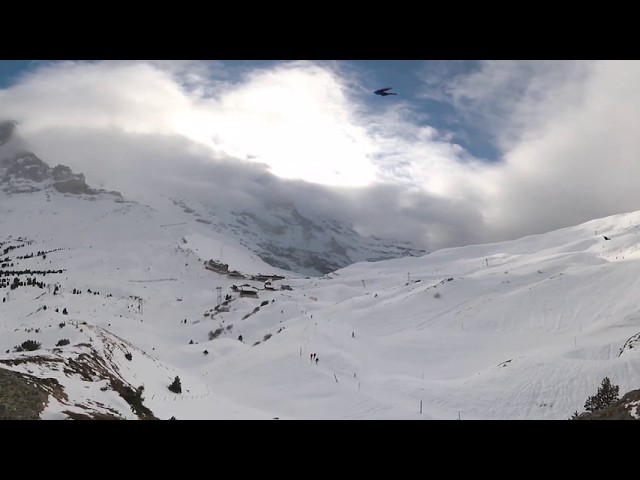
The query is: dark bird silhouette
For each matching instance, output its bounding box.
[603,236,611,240]
[374,87,397,96]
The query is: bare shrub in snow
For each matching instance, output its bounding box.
[209,328,224,340]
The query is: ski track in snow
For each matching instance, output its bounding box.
[3,188,640,418]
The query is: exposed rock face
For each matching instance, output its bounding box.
[4,153,52,183]
[230,206,426,275]
[0,151,100,195]
[573,389,640,420]
[51,165,94,194]
[0,367,53,420]
[170,196,427,276]
[0,148,121,197]
[0,330,158,420]
[619,331,640,357]
[0,119,122,198]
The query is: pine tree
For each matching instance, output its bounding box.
[584,377,619,412]
[168,376,182,394]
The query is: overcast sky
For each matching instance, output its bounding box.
[0,60,638,251]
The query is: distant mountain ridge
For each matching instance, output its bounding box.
[170,196,426,276]
[0,120,122,198]
[0,119,426,276]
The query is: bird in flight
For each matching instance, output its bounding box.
[374,87,397,96]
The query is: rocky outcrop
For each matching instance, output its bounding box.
[230,206,426,275]
[0,151,122,198]
[572,389,640,420]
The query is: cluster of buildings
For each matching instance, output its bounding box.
[205,259,292,299]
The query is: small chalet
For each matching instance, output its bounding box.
[227,270,245,279]
[252,274,286,282]
[238,284,259,298]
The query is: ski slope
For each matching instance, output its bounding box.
[2,187,640,419]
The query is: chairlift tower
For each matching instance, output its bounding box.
[216,286,222,306]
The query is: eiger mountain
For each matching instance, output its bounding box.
[0,120,424,277]
[0,121,122,198]
[169,196,425,276]
[2,120,640,419]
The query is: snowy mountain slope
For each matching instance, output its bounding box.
[166,195,426,276]
[4,186,640,418]
[4,121,640,418]
[0,187,298,419]
[0,119,425,277]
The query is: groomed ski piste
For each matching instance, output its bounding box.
[3,187,640,419]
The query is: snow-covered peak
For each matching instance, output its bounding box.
[0,123,424,276]
[168,195,426,276]
[0,149,122,198]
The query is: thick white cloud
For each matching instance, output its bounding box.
[0,61,190,134]
[0,60,378,187]
[453,60,640,241]
[3,59,640,254]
